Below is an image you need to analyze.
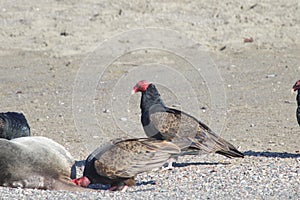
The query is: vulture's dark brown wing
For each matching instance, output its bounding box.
[296,89,300,126]
[293,80,300,126]
[148,108,212,138]
[91,138,180,179]
[296,107,300,126]
[148,108,243,158]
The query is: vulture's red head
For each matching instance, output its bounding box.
[292,80,300,91]
[72,176,91,187]
[132,80,151,94]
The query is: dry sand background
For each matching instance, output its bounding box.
[0,0,299,199]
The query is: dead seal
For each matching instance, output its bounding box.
[0,136,87,191]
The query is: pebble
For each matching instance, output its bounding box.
[103,109,110,113]
[265,74,277,78]
[120,117,127,121]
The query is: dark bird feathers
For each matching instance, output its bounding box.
[0,112,30,140]
[78,138,180,191]
[292,80,300,126]
[133,80,244,158]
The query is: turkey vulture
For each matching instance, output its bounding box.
[132,80,244,158]
[73,138,180,191]
[0,112,30,140]
[292,79,300,126]
[0,136,86,191]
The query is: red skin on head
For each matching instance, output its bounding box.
[72,176,91,187]
[293,80,300,91]
[132,80,151,93]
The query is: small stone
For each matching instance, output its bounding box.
[120,117,127,121]
[103,109,110,113]
[266,74,277,78]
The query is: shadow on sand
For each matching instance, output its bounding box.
[243,150,300,158]
[171,161,230,168]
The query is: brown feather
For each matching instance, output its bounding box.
[83,138,180,190]
[136,81,244,158]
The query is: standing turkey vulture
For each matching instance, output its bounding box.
[292,79,300,126]
[0,136,87,192]
[0,112,30,140]
[73,138,180,191]
[132,80,244,158]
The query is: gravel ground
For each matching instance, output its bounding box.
[0,0,299,199]
[1,154,299,199]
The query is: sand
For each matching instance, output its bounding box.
[0,0,299,199]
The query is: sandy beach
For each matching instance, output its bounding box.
[0,0,299,199]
